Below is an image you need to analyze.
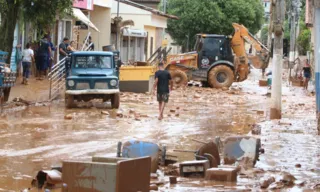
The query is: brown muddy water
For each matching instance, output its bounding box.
[0,71,319,191]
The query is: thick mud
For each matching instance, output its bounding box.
[0,70,319,191]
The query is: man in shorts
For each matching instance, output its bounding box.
[153,62,173,120]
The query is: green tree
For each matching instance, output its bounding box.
[0,0,72,63]
[297,21,311,55]
[260,25,268,45]
[164,0,264,49]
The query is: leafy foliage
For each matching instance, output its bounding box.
[297,21,311,55]
[23,0,73,33]
[260,25,268,45]
[0,0,72,62]
[164,0,264,48]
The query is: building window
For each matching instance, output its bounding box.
[65,21,72,39]
[265,3,267,7]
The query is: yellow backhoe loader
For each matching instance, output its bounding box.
[165,23,270,88]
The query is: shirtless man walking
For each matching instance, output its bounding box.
[153,62,173,120]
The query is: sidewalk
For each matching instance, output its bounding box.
[9,77,50,102]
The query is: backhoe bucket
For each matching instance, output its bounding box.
[248,54,270,70]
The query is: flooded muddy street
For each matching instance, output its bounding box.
[0,70,319,191]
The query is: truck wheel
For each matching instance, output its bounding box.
[111,93,120,109]
[170,70,188,88]
[65,94,74,108]
[3,88,11,102]
[208,65,234,88]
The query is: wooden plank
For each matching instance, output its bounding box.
[116,157,151,192]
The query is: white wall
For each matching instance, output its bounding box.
[263,1,271,14]
[94,0,112,8]
[111,0,167,28]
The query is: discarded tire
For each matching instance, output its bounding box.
[170,70,188,88]
[208,65,234,88]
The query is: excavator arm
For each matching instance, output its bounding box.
[231,23,270,70]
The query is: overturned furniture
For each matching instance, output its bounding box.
[62,156,151,192]
[174,136,262,181]
[117,140,176,173]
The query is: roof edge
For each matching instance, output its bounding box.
[115,0,179,20]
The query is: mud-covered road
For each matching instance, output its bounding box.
[0,69,319,191]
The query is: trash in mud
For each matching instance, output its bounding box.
[64,114,73,120]
[116,111,124,118]
[163,164,180,176]
[179,160,210,177]
[222,87,229,91]
[12,97,32,105]
[205,167,238,182]
[280,172,296,186]
[63,157,151,192]
[150,173,158,179]
[101,111,109,115]
[194,94,201,99]
[251,124,261,135]
[122,140,160,173]
[260,176,275,188]
[223,136,261,167]
[31,169,62,189]
[169,176,177,184]
[195,141,220,167]
[149,184,158,191]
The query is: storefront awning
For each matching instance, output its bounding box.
[72,8,100,32]
[122,28,147,38]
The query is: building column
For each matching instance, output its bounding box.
[141,38,145,62]
[128,35,131,62]
[134,37,138,61]
[315,7,320,132]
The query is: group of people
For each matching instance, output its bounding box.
[20,35,82,85]
[265,59,311,91]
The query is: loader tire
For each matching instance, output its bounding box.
[208,65,234,88]
[170,70,188,88]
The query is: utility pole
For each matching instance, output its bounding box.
[270,0,285,120]
[289,0,302,69]
[289,1,296,69]
[294,0,302,63]
[267,1,274,50]
[315,4,320,133]
[115,0,121,51]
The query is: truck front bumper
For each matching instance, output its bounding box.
[66,89,120,95]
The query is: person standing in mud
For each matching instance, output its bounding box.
[153,62,173,120]
[38,35,51,80]
[21,43,34,85]
[302,59,311,90]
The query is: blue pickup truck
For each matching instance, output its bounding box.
[0,51,16,104]
[65,51,121,109]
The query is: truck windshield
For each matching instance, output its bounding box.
[74,55,112,69]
